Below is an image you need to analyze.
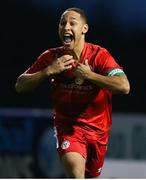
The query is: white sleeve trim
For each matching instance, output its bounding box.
[107,68,125,76]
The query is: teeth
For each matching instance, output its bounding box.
[64,34,71,38]
[64,34,71,36]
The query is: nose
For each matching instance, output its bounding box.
[64,22,71,31]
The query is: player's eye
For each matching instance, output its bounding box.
[70,21,77,26]
[60,21,66,26]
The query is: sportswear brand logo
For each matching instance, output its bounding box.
[75,77,84,85]
[61,140,70,149]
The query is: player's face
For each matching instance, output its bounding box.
[59,11,88,50]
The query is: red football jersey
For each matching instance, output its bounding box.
[26,42,123,135]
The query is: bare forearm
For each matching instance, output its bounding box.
[15,67,51,93]
[15,55,75,93]
[86,71,130,94]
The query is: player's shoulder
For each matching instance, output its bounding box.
[86,42,108,54]
[38,46,64,60]
[41,46,64,56]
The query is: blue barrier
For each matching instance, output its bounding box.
[0,108,65,178]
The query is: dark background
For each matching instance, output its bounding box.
[1,0,146,112]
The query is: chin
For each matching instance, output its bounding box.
[62,40,74,50]
[63,45,74,50]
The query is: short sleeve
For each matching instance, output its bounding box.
[94,48,123,75]
[26,49,54,74]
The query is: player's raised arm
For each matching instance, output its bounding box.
[73,59,130,94]
[87,72,130,94]
[15,54,75,93]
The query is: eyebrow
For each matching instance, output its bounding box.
[61,14,79,20]
[69,17,78,20]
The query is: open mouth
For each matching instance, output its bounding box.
[63,34,74,45]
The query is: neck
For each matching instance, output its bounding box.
[67,40,85,61]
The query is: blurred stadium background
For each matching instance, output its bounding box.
[1,0,146,178]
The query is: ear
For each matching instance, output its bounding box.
[82,24,89,34]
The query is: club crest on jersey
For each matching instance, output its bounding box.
[75,77,84,85]
[97,167,102,173]
[61,140,70,149]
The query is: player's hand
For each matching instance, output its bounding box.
[46,54,75,75]
[73,59,92,78]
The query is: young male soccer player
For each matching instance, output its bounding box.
[15,7,130,178]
